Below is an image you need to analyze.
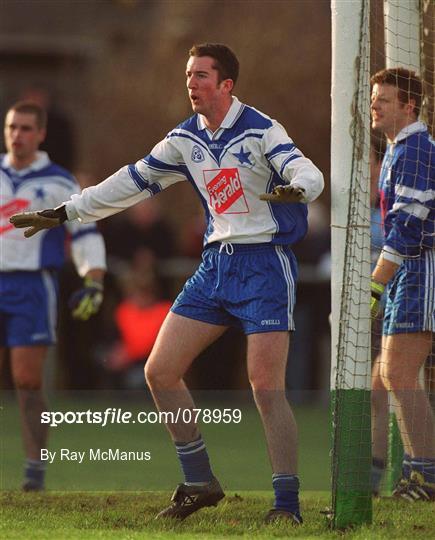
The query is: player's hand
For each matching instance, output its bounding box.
[68,277,104,321]
[370,281,385,318]
[10,206,67,238]
[259,185,305,203]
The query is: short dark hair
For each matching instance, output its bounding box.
[6,100,47,129]
[370,67,423,118]
[189,43,239,85]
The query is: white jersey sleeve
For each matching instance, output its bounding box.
[67,220,107,276]
[263,121,324,203]
[63,180,106,276]
[65,142,186,223]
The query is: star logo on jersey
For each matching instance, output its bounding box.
[231,145,253,167]
[34,187,46,200]
[191,145,205,163]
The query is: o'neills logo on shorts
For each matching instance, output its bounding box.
[261,319,281,326]
[203,168,249,214]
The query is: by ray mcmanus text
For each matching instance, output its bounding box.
[41,448,152,463]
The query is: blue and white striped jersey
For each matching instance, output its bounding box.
[379,122,435,263]
[66,97,324,246]
[0,152,106,274]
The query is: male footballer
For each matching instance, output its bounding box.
[370,67,435,501]
[1,101,106,491]
[11,44,324,522]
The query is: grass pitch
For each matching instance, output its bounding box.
[2,394,434,538]
[1,490,434,539]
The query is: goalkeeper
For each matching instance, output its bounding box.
[10,43,323,523]
[370,68,435,501]
[1,101,106,491]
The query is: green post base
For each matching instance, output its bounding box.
[385,412,403,494]
[331,388,372,529]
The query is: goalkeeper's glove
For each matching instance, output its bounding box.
[259,185,305,203]
[370,281,385,318]
[9,205,68,238]
[69,277,104,321]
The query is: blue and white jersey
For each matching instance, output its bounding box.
[0,152,106,274]
[379,121,435,264]
[66,97,324,246]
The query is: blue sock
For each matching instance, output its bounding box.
[411,457,435,484]
[402,453,411,480]
[175,435,213,485]
[272,474,301,519]
[24,459,46,488]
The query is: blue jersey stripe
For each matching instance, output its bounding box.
[144,155,187,175]
[166,132,217,164]
[127,164,148,191]
[279,154,301,177]
[10,176,79,196]
[265,143,296,161]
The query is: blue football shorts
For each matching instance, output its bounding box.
[0,271,59,347]
[383,250,435,335]
[171,242,297,334]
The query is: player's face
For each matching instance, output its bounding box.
[4,110,45,163]
[370,83,413,140]
[186,56,227,116]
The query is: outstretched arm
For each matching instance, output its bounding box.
[10,152,186,236]
[10,163,148,237]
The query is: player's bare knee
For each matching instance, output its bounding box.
[249,368,282,392]
[251,385,286,415]
[144,362,159,388]
[145,362,177,390]
[381,363,417,391]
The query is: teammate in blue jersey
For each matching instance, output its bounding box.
[1,101,107,491]
[370,67,435,501]
[10,44,324,522]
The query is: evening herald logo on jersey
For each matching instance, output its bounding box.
[191,145,205,163]
[204,168,249,214]
[0,199,29,234]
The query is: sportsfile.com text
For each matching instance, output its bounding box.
[41,408,243,427]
